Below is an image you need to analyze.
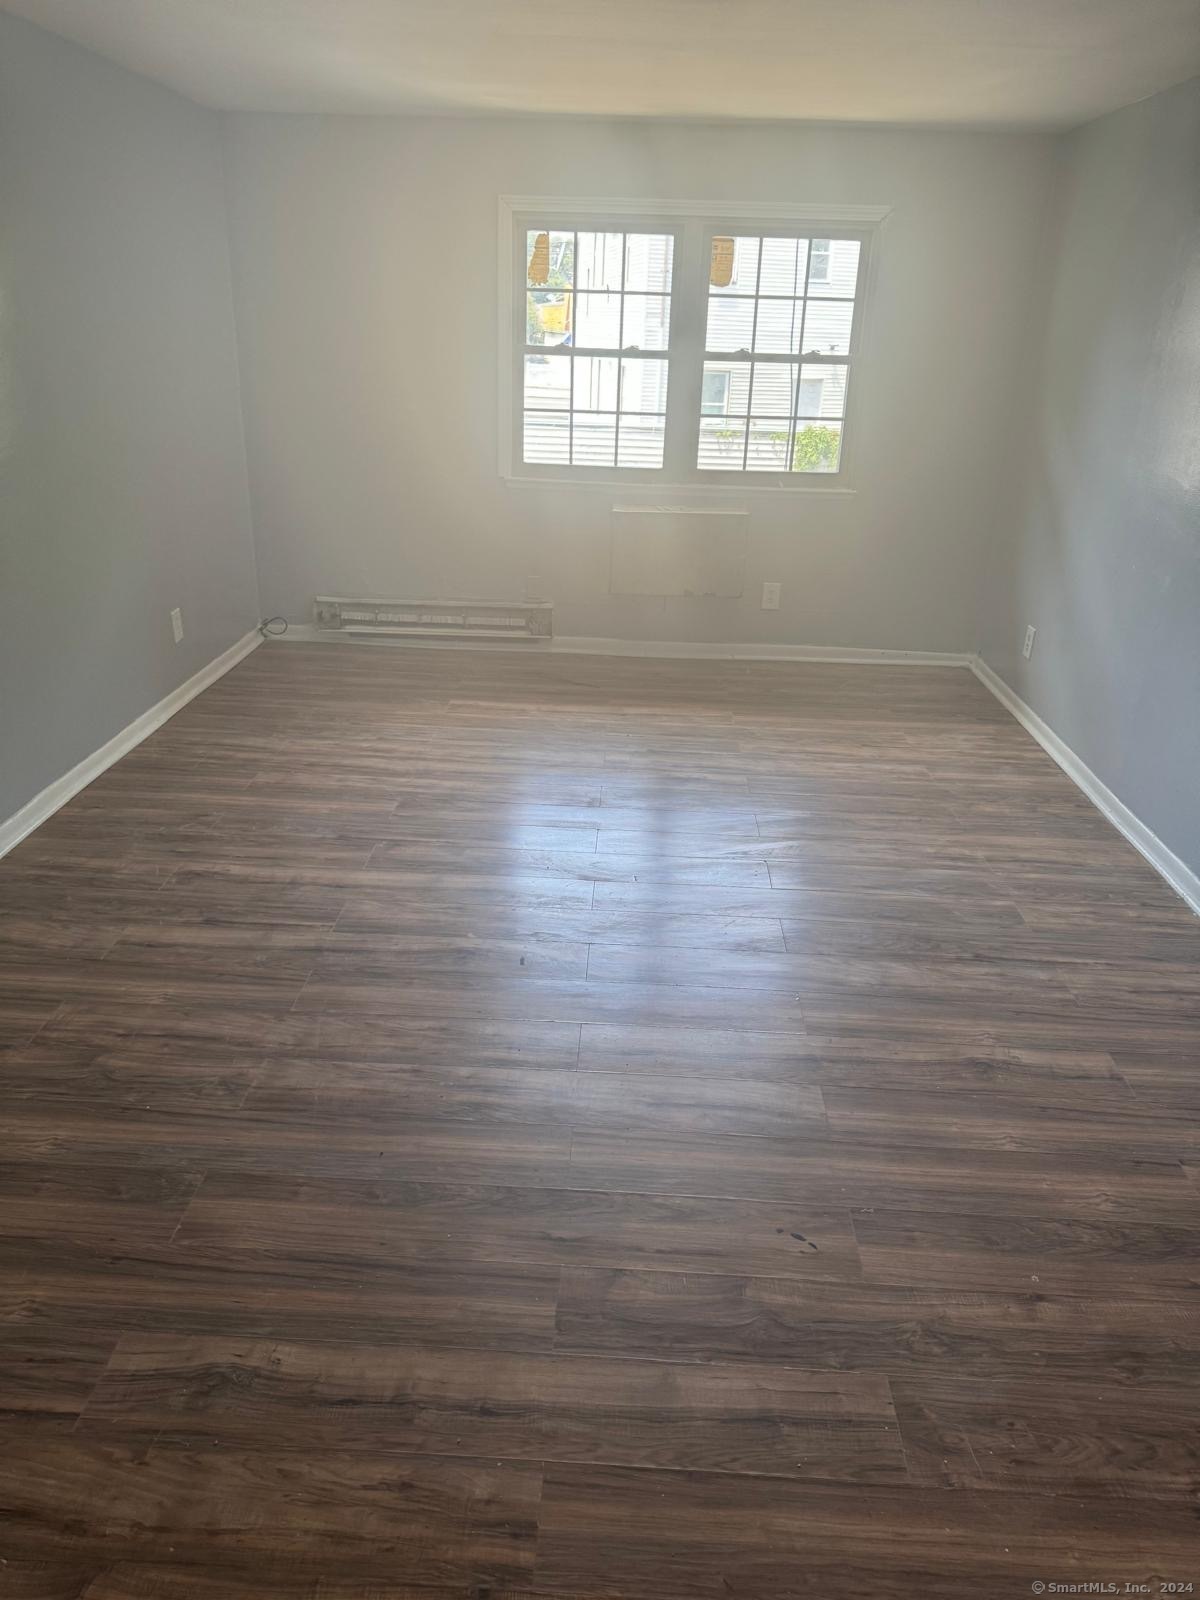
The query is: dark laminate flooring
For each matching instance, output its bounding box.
[1,642,1198,1599]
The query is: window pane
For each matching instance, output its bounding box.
[617,415,666,469]
[801,299,854,356]
[571,412,617,466]
[747,419,791,472]
[521,224,679,471]
[809,238,860,296]
[704,359,749,417]
[524,411,570,463]
[573,356,618,412]
[754,298,804,354]
[792,418,843,471]
[798,362,848,417]
[698,418,746,470]
[576,231,624,291]
[620,358,668,415]
[524,353,571,409]
[527,229,574,287]
[692,226,859,476]
[710,235,759,294]
[526,291,572,347]
[621,294,672,351]
[625,234,674,292]
[758,237,802,296]
[749,362,796,417]
[575,292,622,348]
[706,296,754,352]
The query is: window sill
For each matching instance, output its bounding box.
[501,475,857,496]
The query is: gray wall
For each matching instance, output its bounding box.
[0,12,258,823]
[978,76,1200,880]
[223,114,1054,649]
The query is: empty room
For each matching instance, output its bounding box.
[2,0,1199,1593]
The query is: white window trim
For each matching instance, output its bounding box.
[497,195,891,494]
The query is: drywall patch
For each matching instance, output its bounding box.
[609,505,748,597]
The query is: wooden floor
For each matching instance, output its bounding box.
[1,643,1199,1599]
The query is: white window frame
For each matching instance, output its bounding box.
[498,196,890,493]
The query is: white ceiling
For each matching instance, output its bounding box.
[5,0,1200,127]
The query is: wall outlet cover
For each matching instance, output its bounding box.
[761,582,782,611]
[170,607,184,644]
[1023,624,1036,659]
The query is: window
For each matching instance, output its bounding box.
[523,229,674,470]
[700,370,731,416]
[506,201,882,487]
[699,233,858,474]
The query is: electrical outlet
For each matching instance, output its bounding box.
[761,581,782,611]
[170,607,184,644]
[1022,624,1036,660]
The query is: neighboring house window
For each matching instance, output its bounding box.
[507,204,880,485]
[701,370,731,416]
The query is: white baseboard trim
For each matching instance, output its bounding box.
[546,637,972,665]
[271,625,971,667]
[0,627,262,860]
[971,654,1200,917]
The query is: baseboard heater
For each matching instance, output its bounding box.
[313,595,553,641]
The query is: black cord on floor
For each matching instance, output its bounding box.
[259,616,289,638]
